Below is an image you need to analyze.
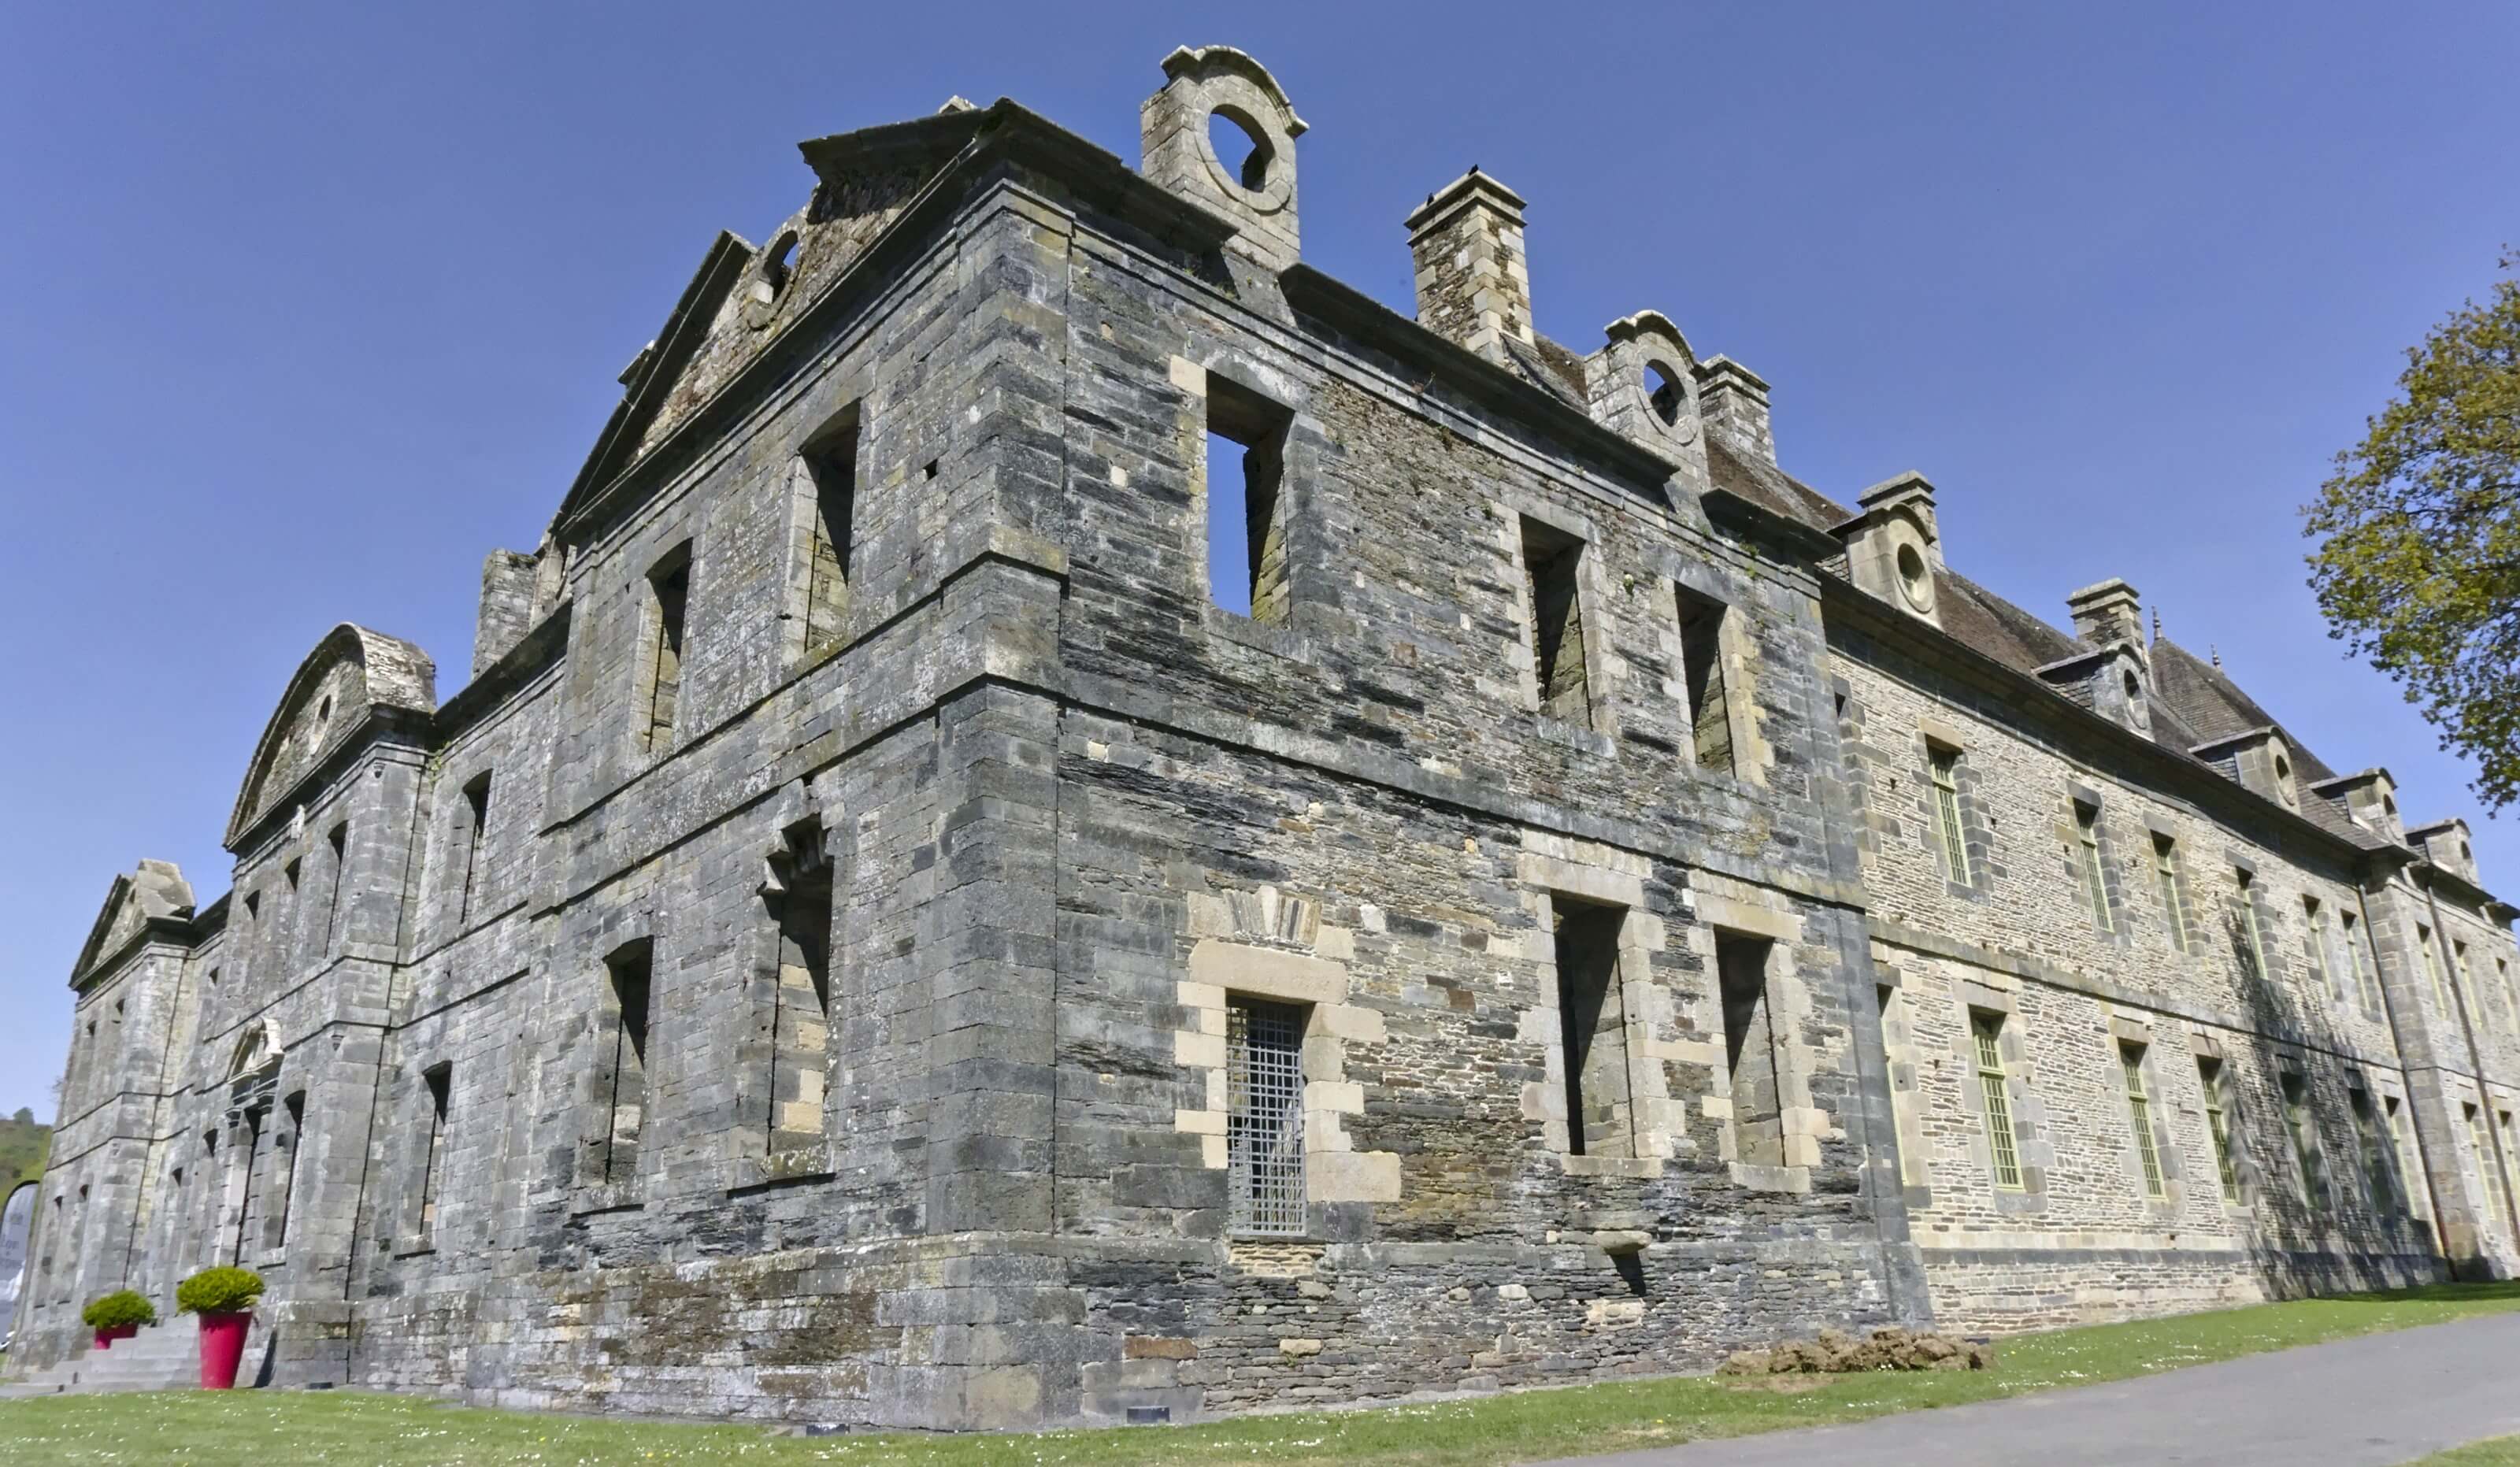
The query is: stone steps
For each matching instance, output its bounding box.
[0,1322,201,1397]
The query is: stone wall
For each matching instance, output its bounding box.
[17,46,2518,1432]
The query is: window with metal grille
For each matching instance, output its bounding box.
[1930,747,1971,885]
[2350,1087,2393,1213]
[2199,1057,2241,1202]
[1226,998,1306,1236]
[2076,802,2110,932]
[2281,1071,2323,1211]
[2153,835,2186,952]
[1972,1011,2021,1190]
[2120,1043,2163,1198]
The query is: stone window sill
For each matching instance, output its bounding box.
[391,1239,436,1260]
[1560,1154,1662,1180]
[568,1180,647,1217]
[1202,604,1314,665]
[722,1148,836,1195]
[1532,714,1615,758]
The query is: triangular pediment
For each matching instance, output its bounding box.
[71,860,194,987]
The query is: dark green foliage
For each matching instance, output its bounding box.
[81,1290,158,1330]
[2305,255,2520,810]
[176,1267,265,1317]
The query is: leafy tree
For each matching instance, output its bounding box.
[9,1108,28,1126]
[2306,255,2520,811]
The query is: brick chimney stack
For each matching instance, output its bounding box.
[1695,356,1773,465]
[1406,169,1533,362]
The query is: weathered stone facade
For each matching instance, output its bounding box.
[20,46,2520,1429]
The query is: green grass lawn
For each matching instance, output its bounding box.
[2417,1441,2520,1466]
[4,1283,2517,1466]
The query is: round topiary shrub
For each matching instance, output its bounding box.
[81,1290,158,1330]
[176,1266,264,1317]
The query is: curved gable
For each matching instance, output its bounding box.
[225,624,435,847]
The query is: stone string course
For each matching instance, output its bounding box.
[19,45,2519,1432]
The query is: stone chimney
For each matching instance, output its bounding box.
[2066,579,2144,650]
[1405,169,1533,362]
[1141,46,1307,271]
[1695,356,1773,465]
[472,549,540,676]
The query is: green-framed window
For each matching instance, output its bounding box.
[2153,835,2187,952]
[2199,1056,2241,1203]
[2077,803,2110,932]
[1930,746,1971,885]
[2120,1043,2164,1198]
[1973,1011,2022,1190]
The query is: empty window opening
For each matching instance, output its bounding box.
[2502,958,2518,1039]
[1972,1011,2022,1190]
[2076,802,2110,932]
[419,1064,451,1239]
[1675,587,1734,773]
[643,549,691,748]
[760,229,799,298]
[2281,1071,2324,1210]
[271,1091,305,1252]
[2233,869,2266,983]
[1554,898,1633,1158]
[322,822,349,954]
[2199,1056,2241,1202]
[2121,1043,2165,1198]
[1643,361,1685,426]
[2453,942,2476,1024]
[765,823,834,1154]
[1225,997,1306,1236]
[458,772,491,927]
[2350,1087,2394,1214]
[1206,107,1272,191]
[230,1107,265,1265]
[1929,745,1971,884]
[1521,518,1591,723]
[1203,374,1293,623]
[602,942,654,1184]
[800,409,858,656]
[2154,836,2186,952]
[1717,934,1784,1167]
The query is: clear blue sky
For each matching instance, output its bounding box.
[3,2,2514,1120]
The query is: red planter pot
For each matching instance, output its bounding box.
[197,1311,251,1390]
[92,1323,139,1350]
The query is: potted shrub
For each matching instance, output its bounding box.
[81,1290,157,1349]
[176,1266,263,1390]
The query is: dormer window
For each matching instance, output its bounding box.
[1895,543,1934,613]
[2272,750,2298,809]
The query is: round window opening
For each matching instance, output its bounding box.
[317,695,332,724]
[2462,841,2473,864]
[1643,361,1684,428]
[2122,669,2141,702]
[1895,543,1930,606]
[2384,795,2398,818]
[1206,108,1273,191]
[753,231,800,306]
[2274,754,2291,781]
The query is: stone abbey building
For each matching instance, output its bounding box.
[20,47,2520,1430]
